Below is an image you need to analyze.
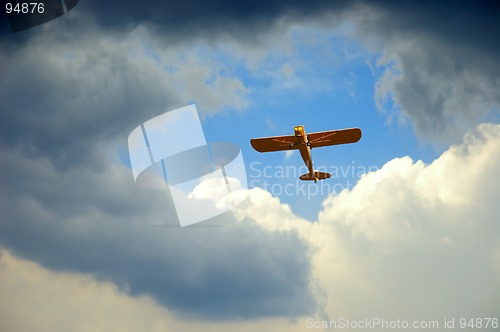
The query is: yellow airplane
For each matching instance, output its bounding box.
[250,125,362,182]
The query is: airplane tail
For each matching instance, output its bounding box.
[300,171,331,182]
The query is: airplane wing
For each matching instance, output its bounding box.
[250,135,298,153]
[308,128,362,148]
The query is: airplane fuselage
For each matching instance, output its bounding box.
[293,125,314,176]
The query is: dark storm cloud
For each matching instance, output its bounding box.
[0,31,180,170]
[378,43,500,142]
[0,13,315,319]
[73,0,500,54]
[2,0,498,145]
[366,1,500,56]
[75,0,349,41]
[4,0,495,142]
[0,149,316,319]
[0,21,247,170]
[357,0,500,142]
[3,1,498,53]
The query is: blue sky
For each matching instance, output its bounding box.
[195,30,441,219]
[115,28,439,219]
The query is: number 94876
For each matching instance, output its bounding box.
[6,2,45,14]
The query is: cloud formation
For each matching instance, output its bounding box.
[2,1,498,144]
[0,24,249,170]
[0,250,311,332]
[0,251,174,332]
[2,123,499,330]
[354,1,500,142]
[233,123,500,322]
[0,145,316,320]
[1,1,499,329]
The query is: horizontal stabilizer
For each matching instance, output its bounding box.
[300,171,331,181]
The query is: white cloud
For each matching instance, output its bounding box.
[2,117,498,329]
[284,150,295,160]
[233,123,500,325]
[0,250,173,332]
[188,176,244,203]
[0,250,308,332]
